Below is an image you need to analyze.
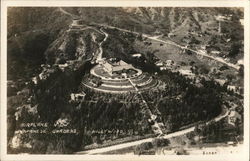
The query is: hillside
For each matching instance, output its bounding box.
[7,7,72,80]
[61,7,244,63]
[6,7,244,154]
[7,7,244,79]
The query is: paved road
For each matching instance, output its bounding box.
[77,109,229,155]
[63,14,109,63]
[97,24,240,70]
[148,37,240,70]
[58,8,233,155]
[59,7,239,70]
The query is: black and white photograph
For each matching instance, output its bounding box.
[1,0,249,160]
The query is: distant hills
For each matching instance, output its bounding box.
[7,7,244,38]
[7,7,244,80]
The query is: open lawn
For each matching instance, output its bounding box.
[134,39,225,70]
[133,38,242,88]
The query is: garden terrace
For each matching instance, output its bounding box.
[137,78,158,90]
[130,75,152,85]
[98,85,136,92]
[101,80,132,86]
[83,61,159,93]
[101,79,131,84]
[82,81,136,93]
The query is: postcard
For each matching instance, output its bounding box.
[1,0,249,161]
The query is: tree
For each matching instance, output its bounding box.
[228,42,241,57]
[238,65,244,77]
[137,33,143,41]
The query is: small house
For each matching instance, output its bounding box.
[168,33,175,38]
[132,53,142,58]
[58,63,69,71]
[70,92,86,102]
[211,50,221,55]
[228,110,241,126]
[215,79,227,86]
[155,61,164,67]
[160,67,167,71]
[165,60,174,66]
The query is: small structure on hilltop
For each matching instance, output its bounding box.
[102,59,134,76]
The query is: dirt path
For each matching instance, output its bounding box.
[128,78,164,136]
[59,7,77,18]
[60,6,109,63]
[96,28,109,61]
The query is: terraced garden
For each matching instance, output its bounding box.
[83,65,159,93]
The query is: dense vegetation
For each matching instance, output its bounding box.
[7,7,71,80]
[196,118,243,143]
[142,70,223,132]
[7,7,244,154]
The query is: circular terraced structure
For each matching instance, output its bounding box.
[83,64,159,93]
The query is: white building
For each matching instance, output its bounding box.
[227,85,237,92]
[32,77,38,85]
[239,19,244,26]
[168,33,175,38]
[160,67,167,71]
[228,110,241,126]
[165,60,174,66]
[102,60,134,75]
[132,53,142,58]
[155,61,164,67]
[237,59,243,65]
[211,50,220,55]
[70,92,86,102]
[58,63,69,71]
[179,69,194,76]
[215,79,227,86]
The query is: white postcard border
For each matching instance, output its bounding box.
[1,0,249,161]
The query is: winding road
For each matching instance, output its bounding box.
[96,28,109,61]
[96,24,240,70]
[77,109,229,155]
[59,7,240,70]
[58,7,233,155]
